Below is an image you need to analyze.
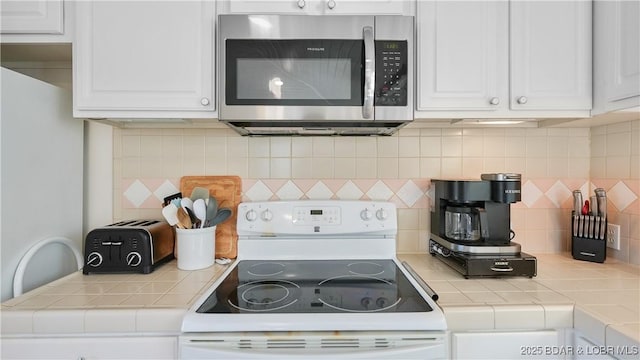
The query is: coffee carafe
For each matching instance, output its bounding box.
[444,205,489,242]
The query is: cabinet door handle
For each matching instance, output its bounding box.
[200,98,210,106]
[297,0,305,8]
[327,0,336,9]
[489,97,500,105]
[517,96,528,105]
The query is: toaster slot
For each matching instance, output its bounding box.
[111,237,123,263]
[107,220,160,227]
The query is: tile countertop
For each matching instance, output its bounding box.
[1,253,638,349]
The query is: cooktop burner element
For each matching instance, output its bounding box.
[246,262,286,276]
[230,279,300,312]
[347,261,385,276]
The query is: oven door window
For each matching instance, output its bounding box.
[226,39,363,106]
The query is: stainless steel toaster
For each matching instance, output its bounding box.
[83,220,174,274]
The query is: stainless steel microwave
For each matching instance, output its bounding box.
[218,14,414,136]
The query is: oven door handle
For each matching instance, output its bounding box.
[181,341,443,359]
[402,261,439,301]
[362,25,375,119]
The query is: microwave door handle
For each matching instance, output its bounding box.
[362,26,375,119]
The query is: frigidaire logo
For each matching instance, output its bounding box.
[307,47,325,51]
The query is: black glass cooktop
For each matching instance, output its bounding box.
[196,260,433,314]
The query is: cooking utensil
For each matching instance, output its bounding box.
[181,197,194,213]
[595,188,607,239]
[210,207,232,227]
[177,207,192,229]
[163,192,182,207]
[193,198,207,229]
[590,195,598,216]
[185,207,200,228]
[161,203,180,227]
[595,188,607,218]
[572,190,583,214]
[582,200,590,215]
[190,187,210,202]
[205,196,218,227]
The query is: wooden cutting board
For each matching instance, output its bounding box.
[180,176,242,259]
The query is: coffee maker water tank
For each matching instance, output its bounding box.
[480,173,521,203]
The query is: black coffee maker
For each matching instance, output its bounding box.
[429,173,536,278]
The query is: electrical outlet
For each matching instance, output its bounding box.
[607,223,621,250]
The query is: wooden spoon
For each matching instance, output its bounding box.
[177,207,192,229]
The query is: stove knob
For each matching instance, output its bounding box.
[126,252,142,267]
[360,209,372,221]
[376,297,389,308]
[261,209,273,222]
[376,208,388,221]
[86,252,103,267]
[361,297,373,309]
[245,209,257,222]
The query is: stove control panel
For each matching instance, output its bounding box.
[237,200,397,236]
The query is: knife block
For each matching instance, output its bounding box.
[571,212,607,263]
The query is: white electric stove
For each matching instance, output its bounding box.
[180,200,447,359]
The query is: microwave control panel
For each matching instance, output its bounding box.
[374,40,408,106]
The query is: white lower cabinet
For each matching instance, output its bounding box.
[572,332,617,360]
[1,336,177,359]
[451,330,565,360]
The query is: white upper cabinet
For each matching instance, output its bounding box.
[593,0,640,115]
[0,0,74,43]
[416,1,508,111]
[73,1,215,119]
[417,0,592,118]
[510,1,592,111]
[220,0,412,15]
[0,0,63,34]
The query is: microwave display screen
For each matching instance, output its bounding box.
[236,58,352,100]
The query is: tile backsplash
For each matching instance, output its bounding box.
[113,121,639,265]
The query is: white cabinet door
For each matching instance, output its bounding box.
[1,336,177,359]
[416,1,508,110]
[323,0,410,15]
[452,330,561,359]
[606,0,640,102]
[223,0,408,15]
[572,331,618,360]
[600,0,640,104]
[226,0,311,14]
[74,1,215,118]
[510,0,592,111]
[0,0,63,34]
